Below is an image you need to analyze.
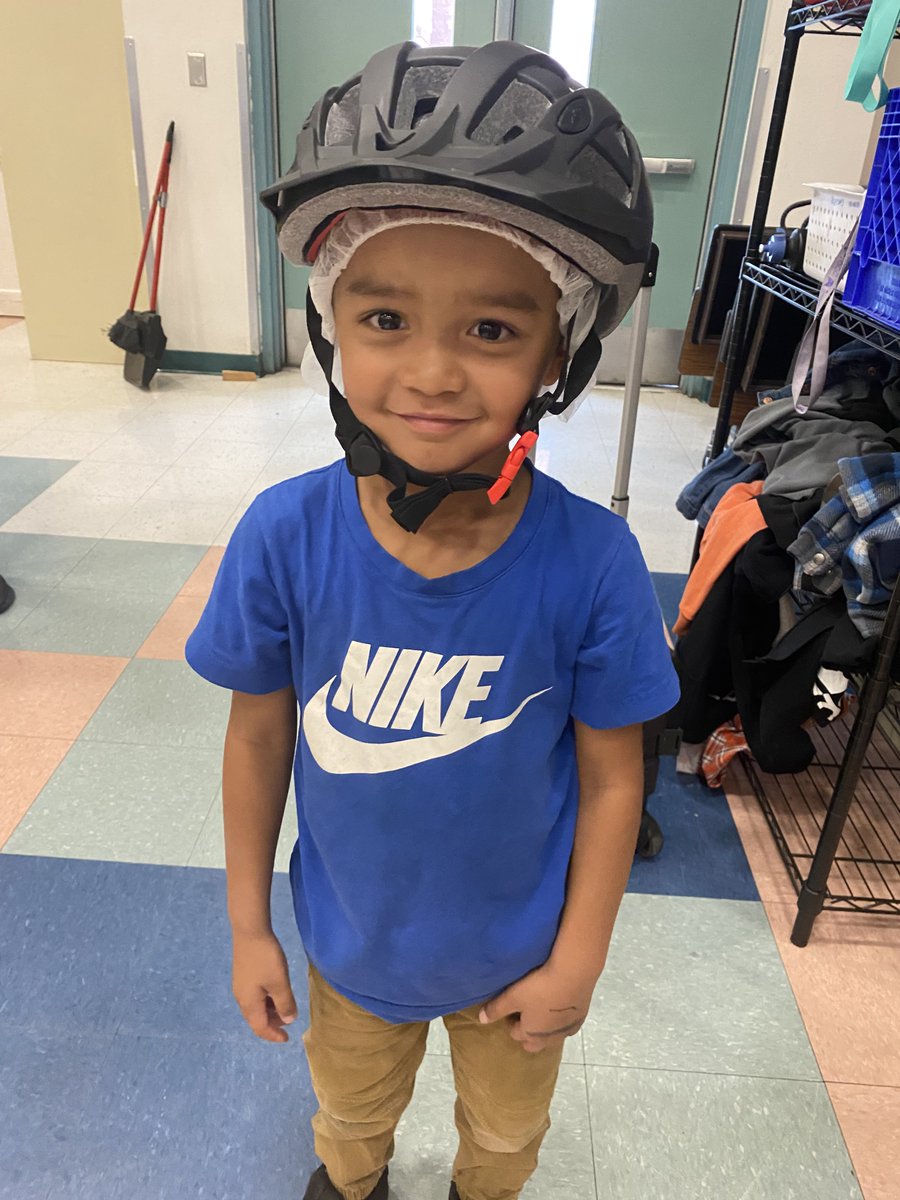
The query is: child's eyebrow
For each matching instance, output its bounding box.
[344,277,541,313]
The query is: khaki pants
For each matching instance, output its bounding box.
[303,963,564,1200]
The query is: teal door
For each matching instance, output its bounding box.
[514,0,744,383]
[272,0,745,379]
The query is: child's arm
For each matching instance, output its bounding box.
[479,720,643,1053]
[548,719,644,978]
[225,686,299,1042]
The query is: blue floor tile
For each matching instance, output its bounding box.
[1,1026,317,1200]
[629,758,759,901]
[0,1028,115,1200]
[0,854,317,1199]
[0,855,303,1038]
[650,570,687,629]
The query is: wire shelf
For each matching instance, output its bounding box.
[738,713,900,914]
[742,260,900,360]
[787,2,897,33]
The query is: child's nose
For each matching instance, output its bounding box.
[400,340,466,397]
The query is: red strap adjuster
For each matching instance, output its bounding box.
[487,431,538,505]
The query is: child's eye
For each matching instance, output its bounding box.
[471,320,513,343]
[364,311,405,332]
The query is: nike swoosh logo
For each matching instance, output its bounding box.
[302,677,549,775]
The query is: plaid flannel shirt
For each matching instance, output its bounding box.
[789,453,900,636]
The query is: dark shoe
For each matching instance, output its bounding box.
[0,575,14,615]
[303,1164,388,1200]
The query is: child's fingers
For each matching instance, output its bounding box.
[268,985,299,1027]
[242,992,288,1043]
[479,985,520,1025]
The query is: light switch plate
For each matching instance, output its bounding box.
[188,52,207,87]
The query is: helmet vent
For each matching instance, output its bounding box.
[325,84,360,146]
[412,96,439,127]
[469,79,551,145]
[570,146,632,204]
[393,65,457,128]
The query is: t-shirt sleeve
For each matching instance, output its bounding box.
[571,527,680,729]
[184,500,294,695]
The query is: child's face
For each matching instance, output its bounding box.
[331,223,565,477]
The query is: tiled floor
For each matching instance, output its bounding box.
[1,315,895,1198]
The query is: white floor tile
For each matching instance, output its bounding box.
[0,491,136,538]
[140,465,260,506]
[46,460,167,500]
[33,405,141,434]
[144,393,233,416]
[173,439,279,474]
[0,413,48,447]
[87,430,202,466]
[105,496,238,544]
[122,411,219,439]
[2,427,115,459]
[223,387,314,420]
[201,412,296,446]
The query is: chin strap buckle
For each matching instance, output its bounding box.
[487,431,539,505]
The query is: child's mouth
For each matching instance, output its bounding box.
[397,413,474,435]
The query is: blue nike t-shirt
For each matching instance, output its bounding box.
[186,459,679,1023]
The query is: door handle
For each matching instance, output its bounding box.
[643,157,696,176]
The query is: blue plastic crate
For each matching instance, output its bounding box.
[844,88,900,331]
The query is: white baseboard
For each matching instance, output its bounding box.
[0,288,24,317]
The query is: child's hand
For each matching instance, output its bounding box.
[231,929,299,1043]
[478,960,597,1054]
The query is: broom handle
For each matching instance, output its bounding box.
[149,123,175,312]
[129,122,174,312]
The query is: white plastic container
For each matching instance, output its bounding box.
[803,182,866,287]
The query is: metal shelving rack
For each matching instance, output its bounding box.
[710,0,900,946]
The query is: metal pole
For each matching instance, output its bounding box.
[494,0,516,40]
[791,578,900,946]
[611,245,658,519]
[708,24,803,462]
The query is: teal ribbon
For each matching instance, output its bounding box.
[845,0,900,112]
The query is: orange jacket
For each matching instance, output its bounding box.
[674,480,766,636]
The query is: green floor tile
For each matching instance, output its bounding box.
[0,530,97,588]
[79,659,231,748]
[3,742,222,865]
[0,456,77,524]
[61,539,205,596]
[188,786,298,875]
[0,585,173,655]
[582,894,821,1081]
[0,582,51,632]
[388,1059,596,1200]
[586,1067,861,1200]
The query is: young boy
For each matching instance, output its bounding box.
[186,41,679,1200]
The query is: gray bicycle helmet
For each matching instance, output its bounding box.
[260,40,653,532]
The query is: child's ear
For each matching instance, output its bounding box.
[541,335,566,386]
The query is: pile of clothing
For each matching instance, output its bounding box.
[671,343,900,782]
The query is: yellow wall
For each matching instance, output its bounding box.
[0,2,145,362]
